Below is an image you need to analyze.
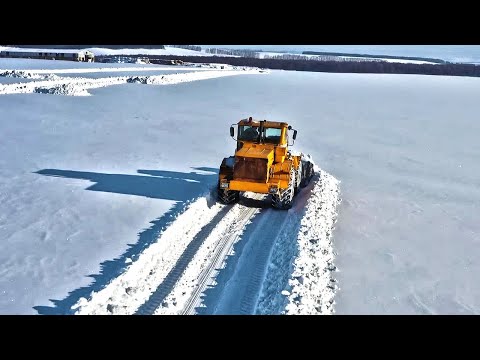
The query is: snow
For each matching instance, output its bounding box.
[152,195,262,315]
[0,69,263,96]
[1,54,479,315]
[73,168,339,316]
[86,46,209,57]
[376,58,437,65]
[256,168,340,315]
[0,46,208,57]
[73,196,225,315]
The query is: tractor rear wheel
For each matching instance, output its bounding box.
[300,160,314,188]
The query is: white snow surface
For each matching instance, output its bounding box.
[2,56,479,315]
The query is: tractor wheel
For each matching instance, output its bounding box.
[271,167,295,210]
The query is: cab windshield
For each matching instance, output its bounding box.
[238,126,282,144]
[264,127,282,144]
[238,125,259,142]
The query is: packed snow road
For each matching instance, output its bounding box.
[71,167,340,315]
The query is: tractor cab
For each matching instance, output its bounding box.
[230,117,297,150]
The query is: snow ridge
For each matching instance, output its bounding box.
[0,69,267,96]
[255,168,341,315]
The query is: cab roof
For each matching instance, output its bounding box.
[238,117,288,128]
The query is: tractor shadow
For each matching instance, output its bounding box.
[32,166,218,315]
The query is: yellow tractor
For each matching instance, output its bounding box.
[217,117,314,209]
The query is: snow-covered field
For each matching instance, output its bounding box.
[1,56,479,315]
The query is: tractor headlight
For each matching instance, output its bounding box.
[269,185,278,194]
[220,182,229,189]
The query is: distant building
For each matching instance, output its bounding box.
[0,49,95,62]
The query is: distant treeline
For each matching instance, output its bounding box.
[302,51,448,64]
[168,46,264,57]
[263,53,384,62]
[168,45,202,52]
[95,54,480,78]
[204,48,262,58]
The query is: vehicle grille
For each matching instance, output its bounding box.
[233,157,267,181]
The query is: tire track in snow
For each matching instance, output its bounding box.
[237,209,288,314]
[155,170,340,315]
[71,168,340,315]
[135,204,234,315]
[201,181,325,315]
[173,194,265,315]
[71,195,231,315]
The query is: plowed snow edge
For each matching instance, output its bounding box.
[255,167,341,315]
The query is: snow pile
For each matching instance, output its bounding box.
[0,69,267,96]
[127,70,261,86]
[283,168,340,314]
[0,70,60,80]
[0,76,125,96]
[35,83,91,96]
[255,167,341,315]
[187,63,266,72]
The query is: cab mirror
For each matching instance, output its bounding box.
[230,126,234,137]
[293,130,297,140]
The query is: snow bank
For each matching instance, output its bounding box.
[0,69,267,96]
[255,167,341,315]
[283,168,340,314]
[0,70,60,80]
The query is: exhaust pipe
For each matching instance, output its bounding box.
[259,120,266,143]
